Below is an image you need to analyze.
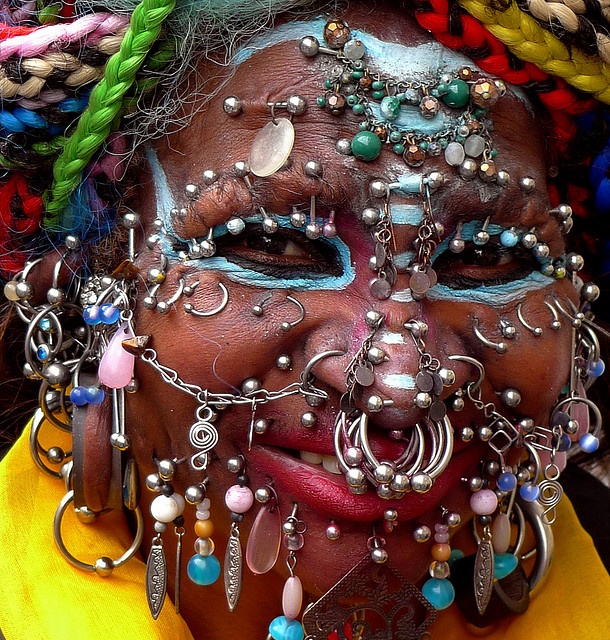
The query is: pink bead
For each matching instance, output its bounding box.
[470,489,498,515]
[434,532,449,543]
[282,576,303,620]
[434,523,448,533]
[283,533,304,551]
[224,485,254,514]
[98,322,135,389]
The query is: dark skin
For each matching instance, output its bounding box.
[70,3,579,637]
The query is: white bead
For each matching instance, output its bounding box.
[198,498,211,511]
[196,509,211,520]
[282,576,303,620]
[150,494,185,523]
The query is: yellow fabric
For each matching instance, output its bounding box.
[1,422,610,639]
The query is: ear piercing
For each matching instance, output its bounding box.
[472,318,508,354]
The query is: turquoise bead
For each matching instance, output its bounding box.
[187,554,221,585]
[351,131,382,161]
[371,90,385,100]
[371,80,384,91]
[316,96,326,108]
[268,616,304,640]
[500,228,519,247]
[392,143,405,155]
[380,95,400,121]
[389,130,402,143]
[442,79,470,108]
[449,548,465,565]
[352,70,364,80]
[422,578,455,610]
[352,104,365,116]
[494,553,518,579]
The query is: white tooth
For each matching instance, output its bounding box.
[322,455,342,475]
[300,451,323,465]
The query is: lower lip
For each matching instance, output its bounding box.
[247,443,483,523]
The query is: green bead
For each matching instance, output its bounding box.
[351,131,382,161]
[358,121,369,131]
[316,96,326,108]
[389,130,402,143]
[442,79,470,108]
[491,148,498,157]
[380,95,400,121]
[372,90,385,100]
[474,108,487,118]
[420,141,428,150]
[352,71,364,80]
[352,104,365,115]
[324,79,333,89]
[392,143,405,155]
[436,83,449,94]
[371,80,384,91]
[346,95,357,106]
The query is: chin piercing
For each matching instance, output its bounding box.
[517,303,542,337]
[544,300,561,330]
[325,521,341,541]
[473,318,507,354]
[184,282,229,317]
[223,95,242,116]
[280,295,306,332]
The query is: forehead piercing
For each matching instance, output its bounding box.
[499,388,522,407]
[223,95,242,116]
[303,159,323,178]
[544,300,562,330]
[517,303,542,337]
[280,295,306,332]
[473,318,508,354]
[183,282,229,318]
[519,176,536,193]
[473,217,491,246]
[276,354,292,371]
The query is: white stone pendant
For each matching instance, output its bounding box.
[249,118,295,177]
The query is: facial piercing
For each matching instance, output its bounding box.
[223,95,242,116]
[189,228,216,259]
[202,169,218,185]
[267,95,308,121]
[552,297,584,328]
[472,319,507,354]
[303,159,323,177]
[519,176,536,193]
[544,300,561,330]
[290,204,306,228]
[305,195,321,240]
[155,278,185,315]
[143,283,161,310]
[499,388,522,407]
[473,216,491,246]
[300,350,344,406]
[280,295,306,332]
[517,303,542,337]
[276,354,292,371]
[500,318,516,339]
[326,521,341,540]
[184,282,229,318]
[449,222,465,253]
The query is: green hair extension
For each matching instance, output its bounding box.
[43,0,176,231]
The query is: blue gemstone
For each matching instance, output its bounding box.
[422,578,455,610]
[83,305,101,325]
[497,471,517,492]
[588,359,605,378]
[38,318,52,332]
[99,303,120,325]
[519,482,540,502]
[579,433,599,453]
[70,386,88,406]
[36,344,50,361]
[494,553,518,579]
[559,433,572,452]
[500,229,519,247]
[84,386,105,405]
[187,554,220,586]
[268,616,304,640]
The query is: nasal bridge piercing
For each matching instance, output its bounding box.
[280,295,306,332]
[472,318,508,354]
[517,303,542,337]
[184,282,229,317]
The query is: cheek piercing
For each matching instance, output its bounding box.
[544,300,562,330]
[500,318,517,339]
[472,318,508,354]
[280,295,306,332]
[516,303,543,337]
[183,282,229,317]
[155,278,185,315]
[276,355,292,370]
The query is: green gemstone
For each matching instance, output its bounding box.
[442,79,470,108]
[491,148,498,157]
[380,95,400,121]
[371,80,384,91]
[420,141,428,150]
[352,104,365,115]
[352,70,364,80]
[389,130,402,143]
[316,96,326,108]
[392,143,405,155]
[351,131,382,161]
[372,90,385,100]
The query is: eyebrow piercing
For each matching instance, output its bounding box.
[517,303,543,337]
[544,300,562,330]
[280,295,306,332]
[189,228,216,259]
[449,222,465,254]
[473,318,508,354]
[305,195,321,240]
[184,282,229,317]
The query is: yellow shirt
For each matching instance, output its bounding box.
[1,424,609,640]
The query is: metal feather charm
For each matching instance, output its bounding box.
[224,523,243,611]
[474,526,495,615]
[146,539,167,620]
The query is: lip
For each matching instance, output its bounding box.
[247,439,484,523]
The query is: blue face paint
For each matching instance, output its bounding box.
[382,373,416,390]
[393,251,415,270]
[390,204,422,226]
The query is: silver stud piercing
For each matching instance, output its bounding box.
[276,355,292,370]
[267,95,308,121]
[472,318,508,354]
[252,293,271,317]
[553,297,584,328]
[473,216,491,245]
[280,295,306,332]
[303,159,323,177]
[300,412,317,428]
[183,282,229,317]
[202,169,218,185]
[544,300,562,330]
[519,176,536,193]
[155,278,185,315]
[517,303,543,337]
[223,95,242,116]
[500,318,517,339]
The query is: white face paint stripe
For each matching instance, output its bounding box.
[382,374,416,390]
[380,333,407,345]
[390,289,414,303]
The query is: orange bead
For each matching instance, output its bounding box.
[194,519,214,538]
[431,543,451,562]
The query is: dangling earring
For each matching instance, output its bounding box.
[246,484,282,575]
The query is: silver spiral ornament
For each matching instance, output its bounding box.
[189,405,218,470]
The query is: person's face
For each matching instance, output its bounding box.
[128,3,575,632]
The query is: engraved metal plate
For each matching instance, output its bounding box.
[302,556,436,640]
[224,528,243,612]
[474,537,495,615]
[146,543,167,620]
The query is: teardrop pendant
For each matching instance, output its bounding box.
[98,322,135,389]
[249,118,295,177]
[246,497,281,574]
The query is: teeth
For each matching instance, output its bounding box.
[300,451,324,465]
[322,455,342,475]
[299,451,343,475]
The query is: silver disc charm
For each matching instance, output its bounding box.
[370,277,392,299]
[409,271,431,296]
[355,365,375,387]
[415,371,433,392]
[249,118,295,177]
[429,400,447,422]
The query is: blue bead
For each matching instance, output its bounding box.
[83,305,101,325]
[421,578,455,610]
[99,303,120,325]
[36,344,50,361]
[70,386,88,406]
[84,386,104,405]
[500,229,519,247]
[497,472,517,492]
[588,359,605,378]
[449,548,465,565]
[494,553,518,579]
[268,616,304,640]
[187,554,220,586]
[519,482,540,502]
[579,433,599,453]
[559,433,572,452]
